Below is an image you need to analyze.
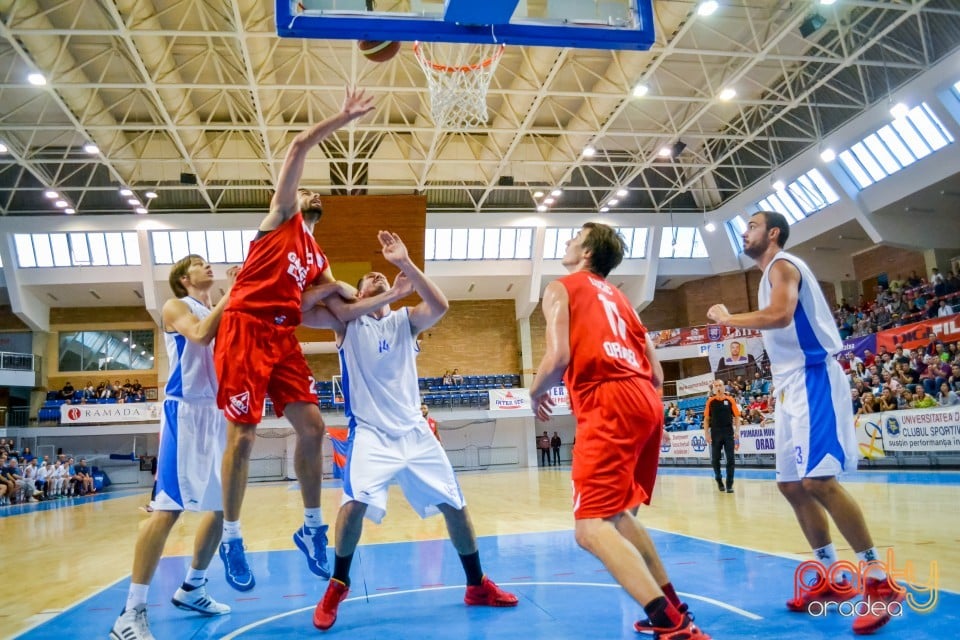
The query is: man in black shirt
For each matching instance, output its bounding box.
[550,432,562,466]
[703,380,741,493]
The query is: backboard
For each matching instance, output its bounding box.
[278,0,655,51]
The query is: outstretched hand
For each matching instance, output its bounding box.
[707,303,731,324]
[379,230,410,266]
[342,86,375,121]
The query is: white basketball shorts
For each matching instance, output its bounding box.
[152,399,226,512]
[342,424,465,524]
[775,359,859,482]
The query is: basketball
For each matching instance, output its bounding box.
[358,40,401,63]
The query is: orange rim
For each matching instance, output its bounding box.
[413,42,505,74]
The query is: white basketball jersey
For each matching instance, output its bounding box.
[164,296,217,402]
[339,307,426,437]
[758,251,842,378]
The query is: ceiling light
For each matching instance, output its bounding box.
[719,87,737,101]
[150,356,154,361]
[632,83,649,98]
[599,206,609,213]
[697,0,719,17]
[135,207,148,214]
[533,191,544,198]
[544,197,555,205]
[145,191,158,199]
[536,205,548,212]
[658,146,672,157]
[0,142,7,153]
[27,73,46,86]
[607,199,619,206]
[820,148,836,162]
[550,189,562,197]
[772,179,786,191]
[819,0,837,5]
[140,350,146,356]
[123,337,128,342]
[582,146,597,157]
[45,190,58,199]
[616,188,628,197]
[83,143,99,154]
[131,344,136,349]
[705,222,716,232]
[890,102,910,120]
[799,12,826,38]
[119,188,133,196]
[127,198,140,206]
[65,208,75,214]
[55,200,68,208]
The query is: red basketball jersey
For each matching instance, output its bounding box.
[227,212,328,326]
[559,270,654,401]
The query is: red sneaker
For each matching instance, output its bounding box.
[313,579,349,631]
[464,576,518,607]
[786,575,856,612]
[634,602,690,634]
[648,614,711,639]
[852,576,906,635]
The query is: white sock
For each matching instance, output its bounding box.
[222,520,242,541]
[184,567,207,589]
[304,507,324,529]
[125,583,149,611]
[856,547,887,579]
[813,543,838,566]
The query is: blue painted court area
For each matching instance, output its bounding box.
[658,466,960,486]
[20,529,952,639]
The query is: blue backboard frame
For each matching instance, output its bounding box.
[276,1,655,51]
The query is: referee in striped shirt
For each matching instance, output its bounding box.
[704,380,741,493]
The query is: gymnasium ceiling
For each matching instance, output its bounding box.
[2,0,960,218]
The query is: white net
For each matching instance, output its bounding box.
[414,42,505,130]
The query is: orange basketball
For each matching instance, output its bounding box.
[357,40,401,63]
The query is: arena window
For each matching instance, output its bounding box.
[726,216,747,255]
[754,168,839,225]
[543,227,647,259]
[151,229,257,264]
[658,227,708,259]
[14,232,141,268]
[424,227,534,260]
[837,102,954,190]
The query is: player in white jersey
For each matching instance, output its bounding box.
[302,231,518,632]
[707,212,901,636]
[111,256,237,640]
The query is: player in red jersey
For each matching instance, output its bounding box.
[214,87,381,591]
[529,223,711,640]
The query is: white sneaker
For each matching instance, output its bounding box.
[172,583,231,616]
[110,605,156,640]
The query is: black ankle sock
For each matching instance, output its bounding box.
[180,582,198,592]
[459,551,483,586]
[333,553,353,587]
[644,596,682,629]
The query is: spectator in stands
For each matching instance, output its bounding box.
[897,390,913,410]
[442,370,454,386]
[20,447,34,463]
[907,271,922,288]
[749,372,768,395]
[451,368,464,386]
[538,431,551,467]
[910,389,937,409]
[937,300,952,318]
[82,381,96,402]
[856,393,879,416]
[551,432,562,466]
[949,364,960,392]
[60,381,75,400]
[35,460,50,499]
[122,379,133,395]
[113,380,123,400]
[937,382,959,407]
[74,458,95,495]
[132,379,143,393]
[878,389,897,412]
[0,458,19,504]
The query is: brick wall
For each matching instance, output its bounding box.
[639,289,682,330]
[50,306,154,324]
[852,246,926,285]
[678,272,756,326]
[306,299,521,383]
[0,306,29,331]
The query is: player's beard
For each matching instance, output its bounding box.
[743,236,766,259]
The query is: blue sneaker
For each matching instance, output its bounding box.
[219,539,255,591]
[293,524,330,578]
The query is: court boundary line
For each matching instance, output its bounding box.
[219,581,762,639]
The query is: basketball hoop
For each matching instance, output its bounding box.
[413,41,505,130]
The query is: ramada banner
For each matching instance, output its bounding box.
[60,402,163,424]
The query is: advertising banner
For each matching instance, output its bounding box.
[877,408,960,452]
[676,373,715,397]
[875,314,960,352]
[60,402,162,424]
[488,388,532,413]
[658,431,710,459]
[652,325,761,349]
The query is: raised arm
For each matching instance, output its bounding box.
[162,266,238,346]
[707,260,800,330]
[261,87,375,232]
[378,230,449,333]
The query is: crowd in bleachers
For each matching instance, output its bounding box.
[665,372,775,432]
[38,379,150,423]
[0,439,97,505]
[835,268,960,338]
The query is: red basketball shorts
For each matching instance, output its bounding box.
[570,377,663,520]
[214,311,317,424]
